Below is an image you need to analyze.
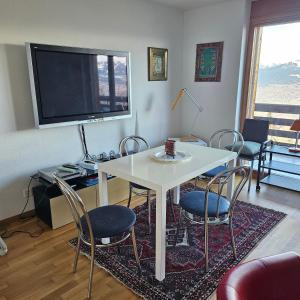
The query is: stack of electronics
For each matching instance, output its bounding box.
[38,151,120,184]
[38,164,86,184]
[79,151,120,171]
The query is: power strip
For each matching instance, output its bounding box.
[0,236,8,256]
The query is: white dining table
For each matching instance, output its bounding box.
[98,142,237,281]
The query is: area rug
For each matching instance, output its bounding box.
[69,183,286,300]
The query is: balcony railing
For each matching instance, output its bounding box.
[254,103,300,145]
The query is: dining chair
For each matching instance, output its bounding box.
[239,118,270,192]
[195,129,244,187]
[175,166,249,272]
[53,175,141,299]
[119,135,175,232]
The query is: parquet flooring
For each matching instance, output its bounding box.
[0,180,299,299]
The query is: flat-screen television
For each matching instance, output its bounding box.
[26,43,131,128]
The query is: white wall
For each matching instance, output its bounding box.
[0,0,251,221]
[181,0,251,141]
[0,0,183,220]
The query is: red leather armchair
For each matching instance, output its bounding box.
[217,252,300,300]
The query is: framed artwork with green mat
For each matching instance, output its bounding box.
[195,41,223,82]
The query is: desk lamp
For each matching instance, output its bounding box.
[289,119,300,153]
[171,88,204,142]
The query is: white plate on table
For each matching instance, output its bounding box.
[151,151,192,163]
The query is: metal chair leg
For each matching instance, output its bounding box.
[168,190,176,222]
[194,177,199,189]
[127,184,132,208]
[131,227,141,272]
[147,190,151,234]
[229,216,237,259]
[204,219,209,272]
[262,155,266,175]
[174,209,183,247]
[87,242,95,299]
[117,244,122,256]
[248,160,254,193]
[73,234,81,273]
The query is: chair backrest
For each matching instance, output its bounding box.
[209,129,244,156]
[119,135,150,157]
[242,118,269,143]
[53,174,94,244]
[206,166,250,217]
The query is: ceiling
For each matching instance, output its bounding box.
[147,0,235,11]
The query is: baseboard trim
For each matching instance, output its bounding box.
[0,210,35,226]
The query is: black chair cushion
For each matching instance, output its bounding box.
[180,191,230,217]
[203,165,227,178]
[130,182,150,190]
[81,205,136,239]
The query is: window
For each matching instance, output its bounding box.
[247,22,300,145]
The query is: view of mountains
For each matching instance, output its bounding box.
[258,62,300,86]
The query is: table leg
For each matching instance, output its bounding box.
[99,171,109,244]
[155,188,167,281]
[227,159,236,199]
[98,171,108,207]
[173,186,180,204]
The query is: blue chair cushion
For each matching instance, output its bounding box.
[226,141,261,157]
[130,182,150,190]
[203,165,227,178]
[81,205,136,239]
[180,191,230,217]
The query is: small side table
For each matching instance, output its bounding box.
[257,142,300,192]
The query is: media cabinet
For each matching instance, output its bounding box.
[33,175,129,229]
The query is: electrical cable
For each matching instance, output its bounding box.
[0,174,45,239]
[79,124,93,160]
[19,174,38,220]
[0,220,44,239]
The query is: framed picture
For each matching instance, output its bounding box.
[195,42,223,82]
[148,47,168,81]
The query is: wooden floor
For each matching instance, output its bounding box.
[0,180,300,300]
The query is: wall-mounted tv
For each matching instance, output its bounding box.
[26,43,132,128]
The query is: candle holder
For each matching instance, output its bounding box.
[165,139,176,158]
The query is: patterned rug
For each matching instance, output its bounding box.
[69,183,286,300]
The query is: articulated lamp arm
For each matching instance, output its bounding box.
[171,88,204,139]
[171,88,204,113]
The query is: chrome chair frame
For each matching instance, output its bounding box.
[208,129,244,156]
[195,129,244,187]
[119,135,176,231]
[176,166,250,272]
[54,175,141,299]
[119,135,150,157]
[119,136,153,232]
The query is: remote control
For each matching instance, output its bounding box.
[62,164,79,170]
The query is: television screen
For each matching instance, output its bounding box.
[26,43,131,128]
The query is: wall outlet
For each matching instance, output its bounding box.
[23,188,33,199]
